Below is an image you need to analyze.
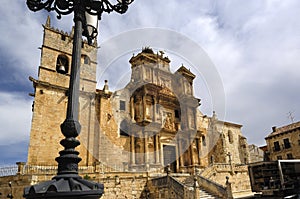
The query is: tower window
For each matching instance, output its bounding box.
[120,100,126,111]
[56,54,69,74]
[61,34,66,41]
[83,55,90,65]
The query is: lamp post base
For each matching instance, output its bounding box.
[24,174,104,199]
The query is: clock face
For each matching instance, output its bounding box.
[56,55,68,74]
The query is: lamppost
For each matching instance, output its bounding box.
[7,182,13,199]
[24,0,133,198]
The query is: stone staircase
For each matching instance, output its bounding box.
[198,189,221,199]
[149,174,228,198]
[179,176,221,199]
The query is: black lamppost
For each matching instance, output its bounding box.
[7,182,13,199]
[24,0,133,198]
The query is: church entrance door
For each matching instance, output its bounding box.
[163,145,177,173]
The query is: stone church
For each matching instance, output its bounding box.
[0,18,253,198]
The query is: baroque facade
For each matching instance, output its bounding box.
[27,18,250,172]
[0,18,254,198]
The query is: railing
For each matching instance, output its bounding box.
[0,165,18,177]
[201,163,248,178]
[151,175,186,198]
[0,163,126,177]
[197,175,231,199]
[169,176,185,197]
[151,175,168,187]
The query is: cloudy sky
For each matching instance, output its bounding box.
[0,0,300,165]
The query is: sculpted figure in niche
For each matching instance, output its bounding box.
[134,96,143,121]
[163,112,175,131]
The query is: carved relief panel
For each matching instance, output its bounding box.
[163,111,175,131]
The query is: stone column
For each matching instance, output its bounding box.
[16,162,26,175]
[196,138,201,166]
[155,134,160,164]
[153,97,157,122]
[144,132,149,165]
[190,147,194,166]
[130,135,136,165]
[178,138,184,167]
[189,138,195,166]
[142,95,146,121]
[130,97,135,122]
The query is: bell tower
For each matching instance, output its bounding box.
[27,16,98,166]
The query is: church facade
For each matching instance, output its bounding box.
[0,18,254,198]
[27,17,250,173]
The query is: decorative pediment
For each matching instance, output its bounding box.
[159,87,175,97]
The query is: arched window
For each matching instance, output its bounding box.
[83,55,90,65]
[228,130,234,144]
[56,54,69,74]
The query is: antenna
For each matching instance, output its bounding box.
[287,111,295,123]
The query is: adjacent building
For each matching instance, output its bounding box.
[265,121,300,161]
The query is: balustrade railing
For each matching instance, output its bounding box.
[0,165,18,177]
[0,163,126,177]
[169,176,185,197]
[197,175,229,199]
[151,175,168,187]
[151,175,186,198]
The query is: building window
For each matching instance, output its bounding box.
[298,140,300,146]
[283,138,291,149]
[277,155,282,160]
[287,153,293,159]
[120,100,126,111]
[273,141,281,152]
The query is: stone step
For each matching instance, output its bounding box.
[199,188,221,199]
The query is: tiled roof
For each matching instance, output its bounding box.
[265,121,300,139]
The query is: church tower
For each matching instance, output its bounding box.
[27,17,98,166]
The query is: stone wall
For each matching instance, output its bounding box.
[0,172,148,199]
[200,163,253,197]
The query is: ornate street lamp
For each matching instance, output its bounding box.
[24,0,134,198]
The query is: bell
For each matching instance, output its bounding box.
[57,65,66,74]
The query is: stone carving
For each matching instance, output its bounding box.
[163,112,175,131]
